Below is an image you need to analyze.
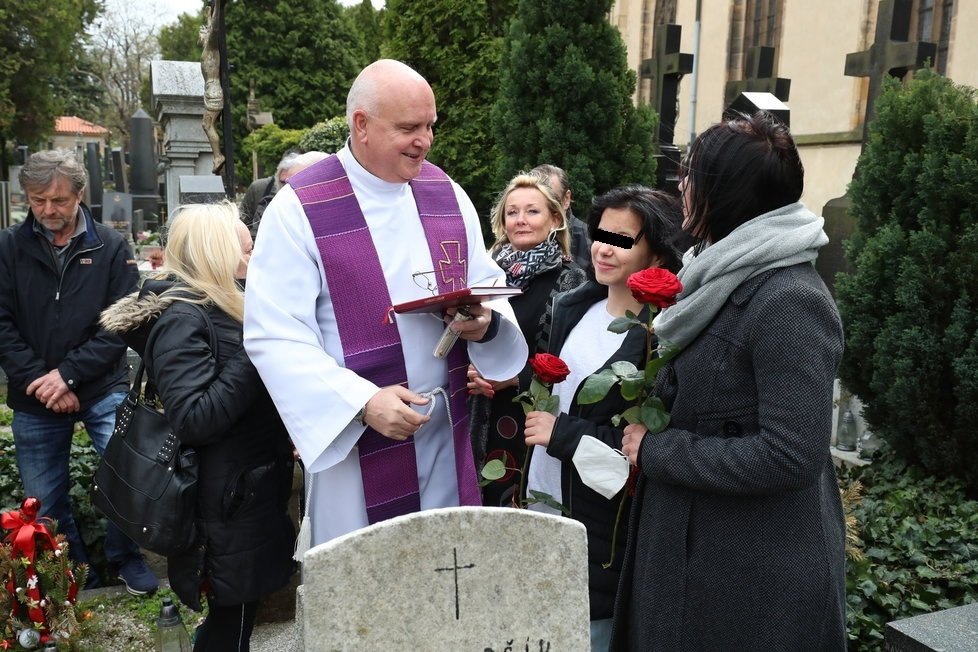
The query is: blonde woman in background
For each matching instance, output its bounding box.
[468,172,586,507]
[102,201,295,650]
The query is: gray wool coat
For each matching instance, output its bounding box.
[611,263,848,651]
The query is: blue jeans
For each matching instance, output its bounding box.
[12,391,141,568]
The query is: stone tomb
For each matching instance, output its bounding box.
[885,603,978,651]
[300,507,590,651]
[178,175,227,208]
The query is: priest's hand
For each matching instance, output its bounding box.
[364,386,431,441]
[445,304,491,342]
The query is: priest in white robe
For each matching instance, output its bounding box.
[243,59,527,546]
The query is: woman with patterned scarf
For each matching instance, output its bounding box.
[467,172,586,508]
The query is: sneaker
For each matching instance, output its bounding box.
[117,556,159,596]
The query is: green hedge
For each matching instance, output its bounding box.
[840,452,978,650]
[836,69,978,489]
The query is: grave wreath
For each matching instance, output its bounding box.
[1,498,87,648]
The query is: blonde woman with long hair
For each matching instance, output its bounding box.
[101,201,295,650]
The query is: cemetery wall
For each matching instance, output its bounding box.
[795,143,861,220]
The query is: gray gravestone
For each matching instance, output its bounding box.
[111,148,128,194]
[84,143,103,222]
[152,60,220,217]
[885,603,978,652]
[178,175,227,207]
[724,46,791,109]
[640,24,693,194]
[129,108,160,233]
[103,191,133,241]
[300,507,590,651]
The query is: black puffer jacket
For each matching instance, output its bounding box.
[102,278,295,610]
[532,281,650,620]
[0,204,137,413]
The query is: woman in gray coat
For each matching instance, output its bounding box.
[611,112,847,651]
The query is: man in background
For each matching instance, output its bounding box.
[0,150,158,595]
[532,163,591,271]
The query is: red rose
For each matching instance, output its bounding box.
[626,268,683,309]
[529,353,570,384]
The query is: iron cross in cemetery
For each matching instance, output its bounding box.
[845,0,937,143]
[640,24,693,194]
[435,546,476,621]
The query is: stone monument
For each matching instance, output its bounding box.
[102,191,133,242]
[84,142,103,222]
[299,507,590,650]
[724,91,790,127]
[111,148,127,194]
[723,46,791,110]
[128,108,161,233]
[151,60,222,216]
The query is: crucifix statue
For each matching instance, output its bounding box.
[199,0,235,196]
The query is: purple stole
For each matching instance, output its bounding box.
[290,155,480,524]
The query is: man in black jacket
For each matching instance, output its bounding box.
[0,150,157,595]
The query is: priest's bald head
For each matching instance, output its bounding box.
[346,59,438,184]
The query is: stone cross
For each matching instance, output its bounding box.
[723,46,791,108]
[844,0,936,142]
[640,24,693,193]
[817,0,938,298]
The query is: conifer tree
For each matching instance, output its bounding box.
[225,0,362,183]
[836,70,978,488]
[492,0,657,217]
[383,0,516,220]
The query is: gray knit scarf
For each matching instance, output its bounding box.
[652,202,829,350]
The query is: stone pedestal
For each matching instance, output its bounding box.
[885,603,978,651]
[178,176,226,207]
[152,60,218,218]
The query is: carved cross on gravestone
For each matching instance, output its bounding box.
[723,46,791,108]
[845,0,936,142]
[435,547,476,620]
[640,24,693,194]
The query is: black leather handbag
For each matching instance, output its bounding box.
[91,303,216,556]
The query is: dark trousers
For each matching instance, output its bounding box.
[193,600,258,652]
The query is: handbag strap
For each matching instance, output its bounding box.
[130,299,221,430]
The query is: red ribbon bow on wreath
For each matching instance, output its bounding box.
[1,497,65,640]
